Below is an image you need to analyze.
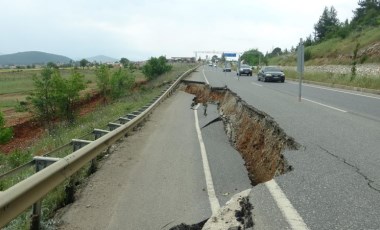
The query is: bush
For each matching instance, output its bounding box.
[28,67,86,126]
[142,56,172,80]
[110,68,135,99]
[0,112,13,144]
[304,49,312,61]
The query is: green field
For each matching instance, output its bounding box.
[0,67,147,111]
[0,63,196,229]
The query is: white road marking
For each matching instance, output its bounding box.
[265,179,309,230]
[202,69,210,85]
[288,81,380,100]
[302,97,347,113]
[251,82,263,87]
[194,105,220,215]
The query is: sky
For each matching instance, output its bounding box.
[0,0,359,61]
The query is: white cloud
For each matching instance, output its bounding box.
[0,0,358,60]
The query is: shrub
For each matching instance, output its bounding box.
[0,111,13,144]
[142,56,172,81]
[304,49,312,61]
[28,67,86,126]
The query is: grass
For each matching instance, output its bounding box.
[268,27,380,66]
[0,67,145,111]
[284,69,380,90]
[0,62,196,229]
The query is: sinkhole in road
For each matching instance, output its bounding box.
[181,81,300,186]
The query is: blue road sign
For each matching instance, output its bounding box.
[223,53,236,57]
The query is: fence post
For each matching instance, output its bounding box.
[30,157,60,230]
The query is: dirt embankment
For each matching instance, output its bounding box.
[183,83,299,185]
[0,92,104,154]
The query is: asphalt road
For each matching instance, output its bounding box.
[58,88,251,229]
[191,65,380,229]
[59,66,379,229]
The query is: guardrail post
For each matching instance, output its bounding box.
[93,129,110,140]
[30,157,60,230]
[126,114,137,120]
[107,122,122,131]
[71,139,92,152]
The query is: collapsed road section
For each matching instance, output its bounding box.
[181,80,300,186]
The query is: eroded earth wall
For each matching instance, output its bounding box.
[183,82,299,185]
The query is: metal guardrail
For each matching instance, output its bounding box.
[0,66,197,227]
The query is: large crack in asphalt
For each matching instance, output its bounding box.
[181,81,300,186]
[174,81,300,229]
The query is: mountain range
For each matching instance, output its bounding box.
[0,51,119,66]
[86,55,118,63]
[0,51,73,66]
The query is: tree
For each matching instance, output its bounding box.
[0,112,13,144]
[314,6,340,41]
[304,35,314,47]
[28,67,57,127]
[120,58,130,68]
[142,56,172,81]
[80,59,89,69]
[352,0,380,27]
[96,65,111,103]
[220,54,226,63]
[110,68,135,99]
[240,49,264,66]
[28,67,86,126]
[211,55,218,63]
[47,62,59,69]
[271,47,282,56]
[52,71,85,123]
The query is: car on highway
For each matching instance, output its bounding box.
[257,66,285,82]
[237,64,252,76]
[223,63,232,72]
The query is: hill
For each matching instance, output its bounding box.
[86,55,118,63]
[0,51,72,66]
[268,27,380,66]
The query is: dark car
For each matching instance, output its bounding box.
[237,64,252,76]
[257,66,285,82]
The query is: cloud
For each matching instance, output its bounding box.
[0,0,358,60]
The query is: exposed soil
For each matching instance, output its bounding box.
[0,92,104,154]
[0,79,149,154]
[183,82,299,185]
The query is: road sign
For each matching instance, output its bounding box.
[223,53,237,57]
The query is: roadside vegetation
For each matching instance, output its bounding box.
[238,1,380,89]
[0,58,195,229]
[0,112,13,144]
[283,69,380,90]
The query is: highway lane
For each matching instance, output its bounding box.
[202,65,380,121]
[58,87,251,229]
[193,65,380,229]
[58,65,379,229]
